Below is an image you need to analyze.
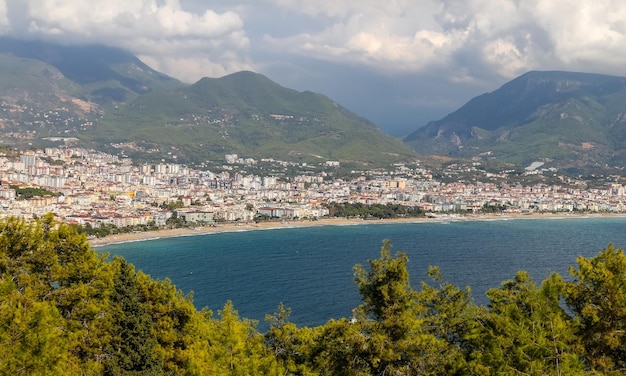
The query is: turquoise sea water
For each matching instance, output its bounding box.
[98,217,626,328]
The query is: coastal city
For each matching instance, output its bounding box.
[0,146,625,234]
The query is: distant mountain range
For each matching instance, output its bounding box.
[0,38,415,166]
[404,71,626,172]
[84,71,417,165]
[0,37,182,102]
[4,37,626,173]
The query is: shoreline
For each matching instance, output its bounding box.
[89,217,422,246]
[88,212,620,247]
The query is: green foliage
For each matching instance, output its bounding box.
[106,258,162,374]
[265,303,318,374]
[10,185,58,200]
[78,221,160,238]
[2,216,626,375]
[351,241,419,373]
[275,242,626,375]
[208,301,284,375]
[354,240,414,324]
[564,243,626,373]
[83,71,416,166]
[326,202,424,219]
[481,202,507,213]
[314,240,461,375]
[0,277,71,375]
[404,70,626,171]
[160,200,184,211]
[474,271,585,375]
[416,266,480,373]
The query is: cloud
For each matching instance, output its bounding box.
[262,2,459,74]
[269,0,415,18]
[2,0,626,132]
[260,0,626,84]
[3,0,626,86]
[139,54,254,83]
[22,0,244,40]
[0,1,8,33]
[1,0,251,82]
[529,0,626,66]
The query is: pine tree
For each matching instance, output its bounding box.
[0,276,72,375]
[565,243,626,373]
[105,258,162,374]
[473,271,585,375]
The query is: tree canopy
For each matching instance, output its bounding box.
[0,215,625,375]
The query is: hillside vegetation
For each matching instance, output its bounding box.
[85,71,417,165]
[2,216,626,374]
[0,38,183,141]
[0,37,182,106]
[404,71,626,172]
[0,38,415,166]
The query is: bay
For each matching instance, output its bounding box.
[98,217,626,329]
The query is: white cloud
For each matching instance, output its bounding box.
[260,1,476,75]
[262,1,460,74]
[139,54,254,83]
[1,0,251,82]
[529,0,626,65]
[436,0,626,77]
[269,0,415,18]
[482,38,529,77]
[260,0,626,83]
[1,0,626,93]
[0,0,8,32]
[23,0,244,39]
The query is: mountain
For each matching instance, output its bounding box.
[0,38,182,103]
[0,38,415,166]
[81,71,417,165]
[404,71,626,171]
[0,38,183,139]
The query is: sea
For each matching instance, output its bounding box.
[98,216,626,329]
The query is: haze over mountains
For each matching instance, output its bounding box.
[0,37,182,106]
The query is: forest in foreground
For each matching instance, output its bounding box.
[1,215,626,375]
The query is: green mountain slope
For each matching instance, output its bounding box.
[404,71,626,170]
[84,71,417,165]
[0,38,183,139]
[0,37,182,105]
[0,53,100,136]
[0,38,415,166]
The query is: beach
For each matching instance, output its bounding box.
[88,217,423,246]
[87,212,596,246]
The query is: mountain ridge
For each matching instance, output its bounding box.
[0,38,415,166]
[0,37,182,99]
[84,70,415,165]
[404,70,626,171]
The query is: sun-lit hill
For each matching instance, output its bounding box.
[0,38,183,139]
[0,38,416,166]
[84,71,417,165]
[404,71,626,172]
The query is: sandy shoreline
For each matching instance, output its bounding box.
[88,212,615,247]
[88,217,423,246]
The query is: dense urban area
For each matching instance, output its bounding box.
[1,146,625,235]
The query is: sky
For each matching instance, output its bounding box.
[1,0,626,136]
